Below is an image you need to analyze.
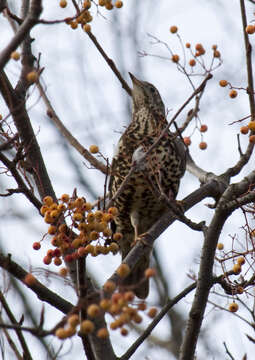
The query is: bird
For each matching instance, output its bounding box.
[109,73,186,298]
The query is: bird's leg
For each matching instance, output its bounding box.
[130,211,152,248]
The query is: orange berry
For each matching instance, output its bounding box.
[199,142,207,150]
[55,328,67,339]
[217,243,224,250]
[97,327,109,338]
[171,54,179,63]
[115,0,123,8]
[189,59,196,67]
[43,196,54,206]
[228,302,239,312]
[83,0,91,9]
[100,299,111,310]
[124,291,135,302]
[138,302,147,311]
[219,79,228,87]
[109,242,119,254]
[83,24,91,32]
[200,124,208,132]
[240,126,249,134]
[70,21,78,29]
[54,257,62,266]
[103,280,116,293]
[246,25,255,34]
[133,314,142,323]
[89,144,99,153]
[68,314,79,327]
[43,255,52,265]
[113,232,123,241]
[87,304,100,318]
[33,242,41,250]
[212,44,217,50]
[117,264,130,278]
[59,267,68,276]
[108,206,118,216]
[99,0,105,5]
[59,0,67,7]
[248,121,255,131]
[148,307,157,318]
[229,90,238,98]
[145,268,156,278]
[105,3,113,10]
[61,194,69,202]
[170,25,178,33]
[237,286,244,294]
[121,327,128,336]
[24,273,36,287]
[48,225,57,235]
[249,135,255,143]
[233,263,241,274]
[26,71,38,83]
[185,43,191,48]
[195,43,203,51]
[213,50,221,58]
[80,320,95,334]
[237,257,245,266]
[10,51,20,61]
[183,137,191,146]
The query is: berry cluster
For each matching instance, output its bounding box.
[34,195,122,268]
[56,272,158,340]
[60,0,123,32]
[240,121,255,144]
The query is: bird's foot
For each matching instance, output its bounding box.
[131,232,152,248]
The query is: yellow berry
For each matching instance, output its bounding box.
[170,25,178,33]
[26,71,38,83]
[59,0,67,7]
[217,243,224,250]
[219,79,228,87]
[43,196,54,206]
[229,89,238,98]
[10,51,20,61]
[89,144,99,153]
[248,121,255,131]
[233,263,241,274]
[228,302,239,312]
[61,194,69,202]
[68,314,79,328]
[80,319,95,334]
[40,205,48,215]
[87,304,100,318]
[237,257,245,266]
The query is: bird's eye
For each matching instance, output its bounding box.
[150,86,156,93]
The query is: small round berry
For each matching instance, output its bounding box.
[217,243,224,250]
[138,302,147,311]
[199,142,207,150]
[133,314,142,323]
[189,59,196,67]
[212,44,217,50]
[43,196,54,206]
[117,264,130,278]
[148,307,157,318]
[83,0,91,9]
[113,232,123,241]
[26,71,38,83]
[200,124,208,133]
[124,291,135,302]
[48,225,57,235]
[43,255,52,265]
[249,135,255,143]
[171,54,179,63]
[24,273,36,287]
[240,126,249,135]
[70,21,78,29]
[237,257,245,266]
[103,280,116,293]
[80,319,95,334]
[99,0,105,5]
[64,254,74,263]
[33,242,41,250]
[105,3,113,10]
[183,137,191,146]
[170,25,178,34]
[59,267,68,276]
[55,328,67,339]
[61,194,69,202]
[219,80,228,87]
[109,242,119,254]
[65,326,76,337]
[185,43,191,48]
[68,314,79,328]
[115,0,123,8]
[145,268,156,278]
[233,263,241,274]
[59,0,67,7]
[121,327,128,336]
[248,121,255,131]
[54,257,62,266]
[246,25,255,34]
[10,51,20,61]
[228,302,239,312]
[108,206,118,216]
[100,299,111,310]
[87,304,100,318]
[90,144,99,153]
[97,327,109,338]
[195,43,203,51]
[213,50,221,58]
[229,90,238,98]
[83,24,91,32]
[237,286,244,294]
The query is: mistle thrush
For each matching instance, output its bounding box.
[109,73,186,298]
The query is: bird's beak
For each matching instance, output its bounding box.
[129,72,143,87]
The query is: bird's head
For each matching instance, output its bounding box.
[129,73,165,115]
